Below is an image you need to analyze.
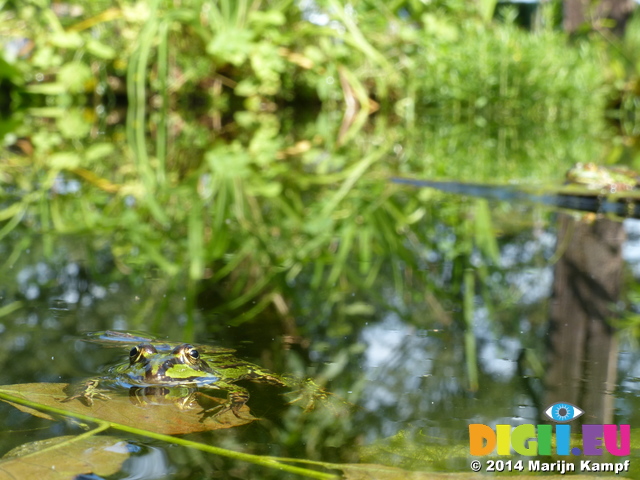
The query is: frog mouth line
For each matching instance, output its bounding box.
[133,358,220,386]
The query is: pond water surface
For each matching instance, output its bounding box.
[2,197,640,478]
[1,114,639,477]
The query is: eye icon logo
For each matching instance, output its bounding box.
[544,402,584,423]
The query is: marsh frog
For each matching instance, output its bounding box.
[565,162,639,192]
[63,342,319,417]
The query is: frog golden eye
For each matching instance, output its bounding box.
[130,344,157,364]
[172,344,200,362]
[181,344,200,361]
[129,346,141,364]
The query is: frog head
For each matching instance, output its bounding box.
[121,343,219,387]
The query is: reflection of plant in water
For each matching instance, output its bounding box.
[0,114,608,324]
[0,0,616,401]
[1,2,634,475]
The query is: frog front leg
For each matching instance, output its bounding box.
[62,378,111,406]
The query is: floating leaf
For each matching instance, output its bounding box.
[0,386,332,479]
[0,436,130,480]
[0,384,256,434]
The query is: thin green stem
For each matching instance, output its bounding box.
[0,390,338,480]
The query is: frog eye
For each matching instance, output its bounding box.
[130,344,157,364]
[172,344,200,362]
[183,345,200,361]
[129,346,141,364]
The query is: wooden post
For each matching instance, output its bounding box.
[544,214,624,424]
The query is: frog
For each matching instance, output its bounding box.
[564,162,640,192]
[63,342,321,417]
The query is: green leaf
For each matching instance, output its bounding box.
[85,143,116,162]
[342,302,375,316]
[0,301,23,318]
[49,31,83,49]
[206,29,254,66]
[473,200,500,264]
[0,386,335,479]
[248,10,286,28]
[0,435,130,479]
[24,83,67,95]
[235,79,259,97]
[56,110,92,139]
[188,201,204,280]
[477,0,498,23]
[86,39,117,60]
[0,56,24,85]
[246,181,282,198]
[0,383,255,435]
[57,62,93,94]
[31,46,63,69]
[48,152,82,170]
[206,144,251,179]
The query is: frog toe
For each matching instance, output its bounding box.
[201,400,246,420]
[61,393,88,405]
[62,383,111,406]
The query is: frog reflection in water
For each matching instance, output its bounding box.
[64,343,317,416]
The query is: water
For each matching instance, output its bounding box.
[0,96,637,476]
[1,193,639,477]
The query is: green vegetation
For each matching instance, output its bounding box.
[2,1,636,357]
[3,0,640,476]
[0,3,634,381]
[0,1,616,313]
[0,0,626,404]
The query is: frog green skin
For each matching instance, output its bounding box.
[565,162,640,192]
[63,343,310,417]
